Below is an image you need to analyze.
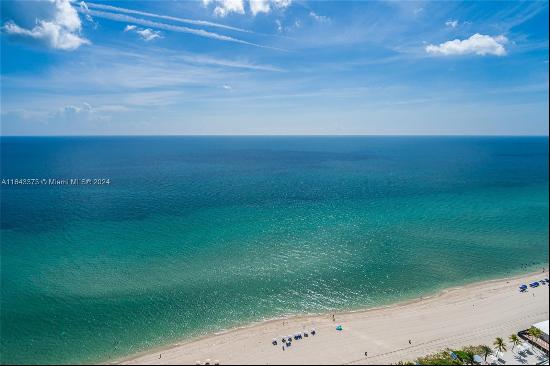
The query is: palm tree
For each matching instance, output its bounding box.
[528,326,542,340]
[493,337,507,358]
[480,345,492,362]
[509,334,521,351]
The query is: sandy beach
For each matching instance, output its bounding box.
[113,271,549,365]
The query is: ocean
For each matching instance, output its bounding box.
[0,136,548,364]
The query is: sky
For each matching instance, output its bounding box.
[0,0,548,136]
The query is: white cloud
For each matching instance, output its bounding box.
[203,0,291,17]
[136,28,162,41]
[272,0,291,8]
[425,33,508,56]
[2,0,89,50]
[222,84,232,90]
[210,0,245,17]
[445,19,458,28]
[124,24,161,41]
[309,11,330,23]
[250,0,270,16]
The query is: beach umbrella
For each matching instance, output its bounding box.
[473,355,482,364]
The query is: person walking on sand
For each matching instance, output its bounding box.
[409,339,412,345]
[332,314,335,322]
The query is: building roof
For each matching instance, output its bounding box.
[533,320,549,336]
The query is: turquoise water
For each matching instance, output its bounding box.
[1,136,548,364]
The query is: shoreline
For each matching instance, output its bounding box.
[110,269,549,365]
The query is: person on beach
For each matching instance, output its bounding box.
[332,314,335,322]
[409,339,411,344]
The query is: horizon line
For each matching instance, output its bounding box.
[1,134,549,138]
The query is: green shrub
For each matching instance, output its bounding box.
[453,350,474,364]
[397,344,491,365]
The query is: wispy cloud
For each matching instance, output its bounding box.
[173,53,284,72]
[426,34,508,56]
[2,43,284,103]
[80,1,252,33]
[80,8,280,49]
[445,19,458,28]
[309,11,330,24]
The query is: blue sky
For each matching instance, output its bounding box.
[1,0,548,135]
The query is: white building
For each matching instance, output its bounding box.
[533,320,549,343]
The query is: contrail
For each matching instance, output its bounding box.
[81,1,252,34]
[80,8,285,51]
